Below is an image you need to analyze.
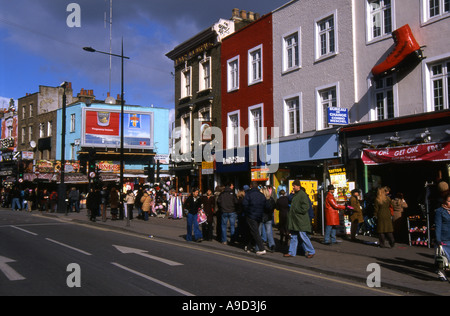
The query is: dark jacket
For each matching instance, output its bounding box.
[217,187,238,213]
[184,195,202,215]
[87,190,101,211]
[242,188,266,222]
[276,196,290,215]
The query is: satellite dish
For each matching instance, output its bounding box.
[105,96,116,104]
[29,141,36,148]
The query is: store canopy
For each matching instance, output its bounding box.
[361,141,450,165]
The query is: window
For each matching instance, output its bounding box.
[70,114,76,132]
[199,108,211,122]
[248,45,263,85]
[47,121,52,136]
[429,0,449,18]
[21,127,26,144]
[430,60,450,111]
[227,56,239,92]
[373,76,395,120]
[367,0,393,42]
[22,105,26,119]
[282,30,300,73]
[39,123,45,138]
[316,84,339,130]
[315,12,337,60]
[29,103,33,117]
[284,95,302,136]
[227,111,240,148]
[248,105,263,145]
[181,114,191,154]
[199,57,211,91]
[28,126,33,142]
[181,67,192,99]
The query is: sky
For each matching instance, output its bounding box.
[0,0,289,120]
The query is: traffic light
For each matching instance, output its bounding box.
[144,162,155,183]
[17,161,24,182]
[156,160,162,183]
[79,158,87,174]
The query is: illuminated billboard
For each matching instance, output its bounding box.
[82,108,154,149]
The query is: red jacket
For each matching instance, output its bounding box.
[325,191,346,226]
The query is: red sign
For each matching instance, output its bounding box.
[85,111,120,136]
[362,142,450,165]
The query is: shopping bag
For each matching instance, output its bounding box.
[436,245,449,270]
[197,209,207,225]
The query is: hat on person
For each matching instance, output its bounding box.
[292,180,301,187]
[328,185,335,191]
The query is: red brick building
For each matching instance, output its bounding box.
[218,12,274,185]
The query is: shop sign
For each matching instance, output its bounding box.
[327,107,349,125]
[201,161,214,175]
[251,168,270,182]
[362,141,450,165]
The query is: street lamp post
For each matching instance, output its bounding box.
[83,38,130,224]
[59,81,68,215]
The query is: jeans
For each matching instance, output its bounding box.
[324,225,337,243]
[288,231,315,256]
[221,212,237,243]
[259,220,275,248]
[11,198,21,210]
[186,212,203,241]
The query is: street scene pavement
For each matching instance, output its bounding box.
[26,208,450,296]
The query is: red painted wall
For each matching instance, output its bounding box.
[221,13,273,147]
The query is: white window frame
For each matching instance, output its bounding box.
[199,57,212,92]
[423,53,450,112]
[180,66,192,99]
[370,75,398,121]
[248,104,264,146]
[282,28,301,74]
[314,11,338,62]
[226,110,241,149]
[316,82,340,131]
[180,113,191,154]
[39,122,45,138]
[421,0,450,24]
[70,113,76,132]
[227,56,240,92]
[248,44,263,86]
[283,93,303,136]
[366,0,395,43]
[47,121,52,137]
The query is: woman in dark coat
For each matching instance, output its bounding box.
[87,188,101,222]
[201,189,215,241]
[109,187,120,220]
[276,190,290,246]
[374,186,395,248]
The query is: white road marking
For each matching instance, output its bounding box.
[10,225,38,236]
[45,238,92,256]
[0,256,26,281]
[113,245,183,266]
[111,262,194,296]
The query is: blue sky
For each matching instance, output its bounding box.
[0,0,288,117]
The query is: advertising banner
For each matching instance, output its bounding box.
[362,141,450,165]
[83,109,154,149]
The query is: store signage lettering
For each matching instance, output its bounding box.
[175,42,214,66]
[362,141,450,165]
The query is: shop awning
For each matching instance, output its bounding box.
[361,141,450,165]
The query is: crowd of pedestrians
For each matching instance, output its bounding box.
[182,180,316,258]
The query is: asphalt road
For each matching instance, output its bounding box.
[0,209,407,297]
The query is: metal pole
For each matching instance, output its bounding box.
[120,38,128,227]
[59,85,67,215]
